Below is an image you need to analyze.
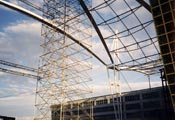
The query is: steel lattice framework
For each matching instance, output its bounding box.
[89,0,162,75]
[34,0,94,120]
[3,0,163,75]
[0,0,170,120]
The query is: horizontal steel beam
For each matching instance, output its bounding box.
[0,60,38,72]
[0,67,41,79]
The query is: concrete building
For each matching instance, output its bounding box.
[51,87,174,120]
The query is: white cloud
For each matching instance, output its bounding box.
[0,93,35,118]
[0,71,5,76]
[89,79,162,98]
[17,116,34,120]
[5,20,41,36]
[122,81,162,92]
[0,1,162,119]
[1,20,42,67]
[0,19,40,118]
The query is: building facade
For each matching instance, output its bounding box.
[149,0,175,111]
[51,87,174,120]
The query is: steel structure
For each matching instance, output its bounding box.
[1,0,173,120]
[35,0,93,120]
[149,0,175,112]
[0,59,40,79]
[0,0,163,73]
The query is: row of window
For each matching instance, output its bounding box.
[93,91,160,104]
[52,110,166,120]
[151,0,174,13]
[125,91,160,102]
[52,100,161,115]
[125,101,161,110]
[126,109,165,119]
[52,92,161,111]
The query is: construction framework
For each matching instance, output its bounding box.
[35,0,93,120]
[1,0,174,120]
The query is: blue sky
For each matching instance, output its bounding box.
[0,6,29,29]
[0,3,42,119]
[0,1,162,120]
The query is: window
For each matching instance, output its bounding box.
[142,92,159,99]
[65,111,71,115]
[95,114,115,120]
[152,7,161,16]
[143,101,160,109]
[160,0,168,4]
[174,10,175,19]
[156,25,165,35]
[126,112,141,119]
[160,44,170,54]
[144,110,156,118]
[155,16,163,25]
[169,85,175,94]
[173,52,175,61]
[162,54,172,64]
[170,42,175,52]
[150,0,159,7]
[125,103,141,110]
[144,110,163,118]
[161,3,171,13]
[167,74,175,84]
[165,22,174,32]
[165,64,174,74]
[110,98,119,103]
[125,95,140,102]
[158,35,168,45]
[65,104,71,109]
[163,12,173,22]
[83,101,92,107]
[171,1,175,9]
[168,32,175,42]
[96,99,108,105]
[72,103,79,109]
[172,96,175,104]
[94,106,114,113]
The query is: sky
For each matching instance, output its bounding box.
[0,0,162,120]
[0,2,42,119]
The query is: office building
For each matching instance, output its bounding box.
[51,86,174,120]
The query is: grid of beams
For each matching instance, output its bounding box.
[89,0,162,75]
[150,0,175,111]
[16,0,163,75]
